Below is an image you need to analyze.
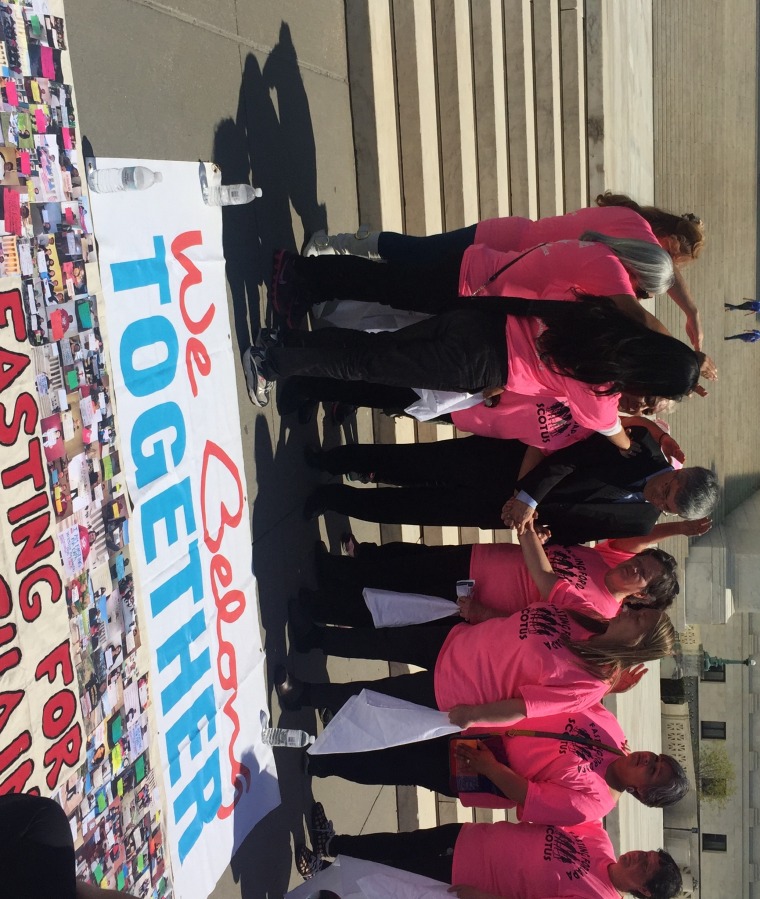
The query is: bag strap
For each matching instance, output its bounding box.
[505,727,626,757]
[470,243,549,295]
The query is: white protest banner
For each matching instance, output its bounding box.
[90,160,279,898]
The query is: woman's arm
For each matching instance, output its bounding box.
[604,425,632,452]
[619,416,685,463]
[607,517,712,553]
[448,698,527,728]
[517,444,545,480]
[609,294,672,336]
[455,741,528,804]
[448,886,504,899]
[667,267,702,349]
[518,518,558,599]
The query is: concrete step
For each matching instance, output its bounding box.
[346,0,590,233]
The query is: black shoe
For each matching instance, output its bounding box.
[274,664,307,710]
[295,845,325,880]
[288,595,319,652]
[311,802,336,857]
[254,327,283,351]
[303,485,331,521]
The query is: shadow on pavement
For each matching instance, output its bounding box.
[210,21,356,898]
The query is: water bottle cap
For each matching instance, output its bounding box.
[153,172,163,183]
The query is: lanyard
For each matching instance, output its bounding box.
[505,728,626,757]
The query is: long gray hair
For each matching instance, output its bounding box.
[580,230,675,295]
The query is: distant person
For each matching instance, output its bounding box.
[725,329,760,343]
[724,299,760,313]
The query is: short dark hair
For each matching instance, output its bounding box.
[637,548,679,610]
[637,754,689,807]
[674,467,719,519]
[632,850,683,899]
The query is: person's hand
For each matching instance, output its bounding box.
[608,664,648,694]
[457,595,490,624]
[534,523,552,544]
[448,705,478,728]
[678,516,712,537]
[697,352,718,381]
[658,434,685,464]
[455,740,500,774]
[448,886,493,899]
[618,434,642,459]
[501,497,535,533]
[685,311,704,351]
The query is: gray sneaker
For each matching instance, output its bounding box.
[243,346,273,407]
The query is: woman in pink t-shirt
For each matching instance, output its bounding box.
[295,814,683,899]
[308,530,684,627]
[302,191,707,354]
[257,292,703,455]
[276,520,676,727]
[306,703,688,825]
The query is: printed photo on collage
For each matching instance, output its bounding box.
[1,3,172,896]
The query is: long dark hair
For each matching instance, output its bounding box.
[537,295,700,398]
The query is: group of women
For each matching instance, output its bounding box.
[248,193,719,899]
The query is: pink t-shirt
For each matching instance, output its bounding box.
[459,703,628,819]
[474,206,659,253]
[458,240,635,304]
[469,541,634,615]
[451,393,593,450]
[459,241,629,435]
[433,605,610,721]
[452,820,620,899]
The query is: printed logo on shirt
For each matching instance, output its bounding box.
[518,606,571,650]
[535,401,582,445]
[557,718,608,773]
[542,825,592,881]
[546,546,590,592]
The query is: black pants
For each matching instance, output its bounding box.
[378,225,477,265]
[267,308,509,393]
[310,435,525,528]
[330,823,462,883]
[308,734,454,796]
[280,376,420,415]
[295,251,463,314]
[313,543,473,624]
[0,794,76,899]
[307,622,452,713]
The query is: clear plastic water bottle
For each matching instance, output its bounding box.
[205,183,262,206]
[88,165,163,193]
[261,726,315,748]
